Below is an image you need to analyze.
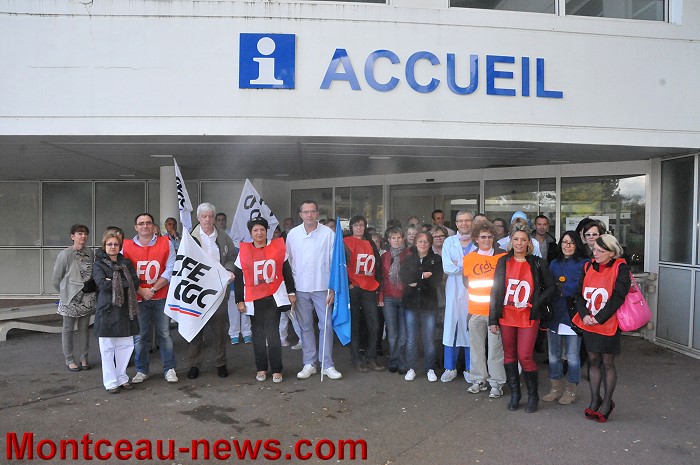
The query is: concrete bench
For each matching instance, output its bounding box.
[0,304,94,341]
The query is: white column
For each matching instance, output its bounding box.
[160,165,179,232]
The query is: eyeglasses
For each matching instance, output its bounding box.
[105,242,121,247]
[584,232,600,238]
[136,221,153,226]
[561,241,575,246]
[433,235,446,239]
[300,210,318,215]
[592,247,609,255]
[478,235,494,240]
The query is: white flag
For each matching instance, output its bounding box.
[173,158,193,232]
[165,229,230,342]
[230,179,279,247]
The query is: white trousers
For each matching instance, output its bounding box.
[279,309,302,341]
[99,337,134,390]
[227,293,251,338]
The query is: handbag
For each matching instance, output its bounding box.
[616,273,652,332]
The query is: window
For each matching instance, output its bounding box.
[291,188,334,224]
[335,186,384,231]
[390,182,480,232]
[95,182,146,239]
[566,0,665,21]
[561,175,646,272]
[451,0,556,13]
[0,182,40,246]
[42,183,92,247]
[484,178,556,232]
[659,157,694,264]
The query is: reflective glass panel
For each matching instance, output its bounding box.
[656,266,691,346]
[566,0,665,21]
[485,178,556,232]
[335,186,384,232]
[200,181,245,230]
[390,182,480,232]
[95,182,146,240]
[660,157,694,264]
[451,0,555,13]
[0,182,40,246]
[0,249,41,294]
[42,183,92,247]
[43,248,63,294]
[561,175,645,272]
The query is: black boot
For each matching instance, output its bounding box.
[523,370,539,413]
[504,363,521,411]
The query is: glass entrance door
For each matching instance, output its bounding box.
[390,182,480,230]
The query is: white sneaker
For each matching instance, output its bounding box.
[427,369,437,382]
[467,381,488,394]
[489,385,503,398]
[441,369,457,383]
[164,368,178,383]
[321,367,343,380]
[463,370,472,383]
[131,372,148,384]
[404,369,416,381]
[291,342,302,350]
[297,364,317,379]
[280,338,290,347]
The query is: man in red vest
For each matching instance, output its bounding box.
[122,213,178,384]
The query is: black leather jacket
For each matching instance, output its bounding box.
[489,252,557,326]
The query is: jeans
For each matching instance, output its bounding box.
[349,287,380,365]
[62,314,91,366]
[381,297,406,371]
[405,309,437,373]
[134,298,176,375]
[547,330,582,384]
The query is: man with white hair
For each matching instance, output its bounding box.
[186,202,237,379]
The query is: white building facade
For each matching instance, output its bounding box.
[1,0,699,356]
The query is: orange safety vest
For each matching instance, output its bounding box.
[500,258,535,328]
[344,236,379,291]
[122,236,171,301]
[463,251,506,316]
[572,260,623,336]
[239,238,286,302]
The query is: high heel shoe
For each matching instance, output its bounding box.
[593,401,615,423]
[584,397,602,419]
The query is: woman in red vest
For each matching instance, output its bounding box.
[489,223,556,413]
[572,234,631,423]
[345,215,384,372]
[234,218,296,383]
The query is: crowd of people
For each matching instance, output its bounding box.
[52,201,630,422]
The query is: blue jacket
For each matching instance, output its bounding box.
[544,256,586,332]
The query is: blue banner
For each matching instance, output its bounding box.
[328,217,351,345]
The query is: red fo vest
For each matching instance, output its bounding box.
[344,236,379,291]
[572,259,623,336]
[122,235,171,301]
[240,238,286,302]
[463,251,506,316]
[500,258,535,328]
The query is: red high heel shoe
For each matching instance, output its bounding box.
[593,401,615,423]
[584,397,602,419]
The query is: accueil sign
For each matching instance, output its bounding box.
[239,33,563,98]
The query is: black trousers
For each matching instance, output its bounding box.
[250,296,283,373]
[349,287,379,365]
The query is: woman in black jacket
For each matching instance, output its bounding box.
[92,230,140,394]
[400,232,444,383]
[489,223,557,412]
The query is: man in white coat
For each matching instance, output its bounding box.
[440,210,476,382]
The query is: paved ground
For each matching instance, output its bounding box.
[1,327,698,464]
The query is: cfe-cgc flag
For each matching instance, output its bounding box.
[165,229,230,342]
[173,158,193,232]
[230,179,279,247]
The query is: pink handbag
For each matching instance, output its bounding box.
[616,273,652,332]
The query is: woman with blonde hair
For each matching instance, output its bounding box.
[573,234,630,423]
[489,222,556,412]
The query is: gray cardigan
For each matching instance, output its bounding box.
[52,246,94,304]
